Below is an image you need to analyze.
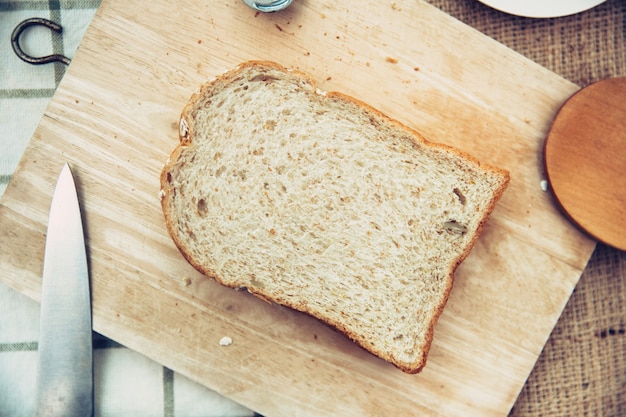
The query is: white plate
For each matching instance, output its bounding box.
[477,0,607,18]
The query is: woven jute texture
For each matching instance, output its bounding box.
[425,1,626,416]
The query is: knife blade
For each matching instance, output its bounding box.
[35,163,93,417]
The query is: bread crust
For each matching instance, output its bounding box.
[160,61,510,373]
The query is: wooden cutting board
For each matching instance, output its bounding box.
[0,0,596,415]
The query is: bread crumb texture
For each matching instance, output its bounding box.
[161,61,509,373]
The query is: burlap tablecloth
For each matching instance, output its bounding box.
[425,1,626,415]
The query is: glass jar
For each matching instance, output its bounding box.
[242,0,293,12]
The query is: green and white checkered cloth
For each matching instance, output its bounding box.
[0,1,257,416]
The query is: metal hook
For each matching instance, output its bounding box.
[11,18,71,65]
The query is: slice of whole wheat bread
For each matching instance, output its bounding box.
[160,61,510,373]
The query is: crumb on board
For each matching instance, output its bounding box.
[386,56,399,64]
[390,1,401,11]
[219,336,233,346]
[182,277,192,287]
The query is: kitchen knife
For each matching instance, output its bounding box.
[35,163,93,417]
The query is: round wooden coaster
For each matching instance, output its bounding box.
[544,77,626,251]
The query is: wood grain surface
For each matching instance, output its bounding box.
[544,77,626,251]
[0,1,597,416]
